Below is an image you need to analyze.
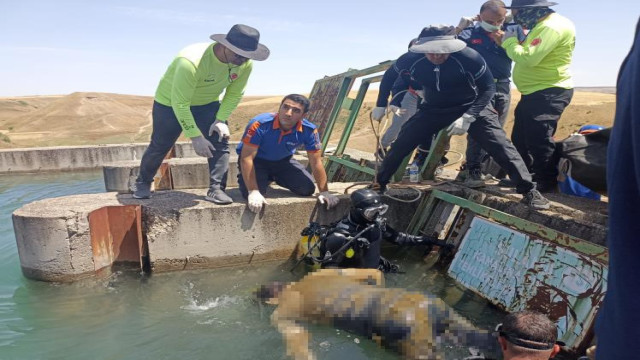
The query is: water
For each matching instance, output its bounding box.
[0,171,504,360]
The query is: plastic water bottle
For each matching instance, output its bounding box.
[409,162,420,183]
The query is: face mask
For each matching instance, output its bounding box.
[480,21,501,32]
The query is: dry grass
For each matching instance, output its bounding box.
[0,90,616,154]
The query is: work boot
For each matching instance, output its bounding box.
[463,168,486,188]
[132,181,152,199]
[205,188,233,205]
[367,182,386,194]
[520,189,550,210]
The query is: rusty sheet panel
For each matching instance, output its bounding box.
[448,217,607,351]
[307,75,349,136]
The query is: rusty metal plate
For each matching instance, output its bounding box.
[307,75,350,136]
[448,217,607,352]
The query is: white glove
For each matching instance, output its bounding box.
[317,191,339,209]
[415,90,425,99]
[446,114,475,136]
[191,135,215,158]
[372,107,386,122]
[247,190,267,213]
[209,119,230,139]
[388,105,406,117]
[457,16,476,30]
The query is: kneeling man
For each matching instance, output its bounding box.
[237,94,338,213]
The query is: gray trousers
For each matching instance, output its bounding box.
[380,92,419,148]
[136,101,229,191]
[465,88,511,170]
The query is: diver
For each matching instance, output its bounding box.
[299,188,451,273]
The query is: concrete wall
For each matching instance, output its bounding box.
[0,141,242,173]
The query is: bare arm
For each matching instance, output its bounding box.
[307,151,328,193]
[271,291,315,360]
[240,145,260,192]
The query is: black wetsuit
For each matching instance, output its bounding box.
[376,47,536,194]
[319,217,428,271]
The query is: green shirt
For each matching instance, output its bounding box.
[502,13,575,95]
[154,42,253,138]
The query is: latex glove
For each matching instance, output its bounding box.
[446,114,475,136]
[209,119,230,139]
[372,106,386,122]
[414,90,425,99]
[503,26,518,42]
[317,191,339,209]
[191,135,215,158]
[388,105,406,117]
[247,190,267,213]
[457,16,477,30]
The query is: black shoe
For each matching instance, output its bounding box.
[498,178,516,188]
[521,189,550,210]
[367,182,386,194]
[463,168,486,188]
[132,181,152,199]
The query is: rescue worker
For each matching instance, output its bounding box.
[310,189,448,272]
[456,0,525,186]
[256,268,501,360]
[495,0,576,192]
[373,24,550,210]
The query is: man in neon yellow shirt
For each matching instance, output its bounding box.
[132,24,270,204]
[496,0,575,192]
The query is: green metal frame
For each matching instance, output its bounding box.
[408,189,609,263]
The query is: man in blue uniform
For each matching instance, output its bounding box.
[374,25,549,209]
[457,0,524,185]
[596,18,640,359]
[237,94,339,213]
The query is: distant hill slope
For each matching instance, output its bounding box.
[0,91,616,154]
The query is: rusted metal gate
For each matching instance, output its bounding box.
[408,189,607,355]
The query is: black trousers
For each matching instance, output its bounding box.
[378,104,535,194]
[136,101,229,190]
[512,87,574,187]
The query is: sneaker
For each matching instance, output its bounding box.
[521,189,550,210]
[132,181,151,199]
[463,168,486,188]
[205,189,233,205]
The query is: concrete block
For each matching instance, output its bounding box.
[103,154,309,193]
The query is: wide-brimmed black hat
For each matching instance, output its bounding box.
[409,25,467,54]
[504,0,558,8]
[210,24,270,61]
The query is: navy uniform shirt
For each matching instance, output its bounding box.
[459,24,524,93]
[379,47,495,118]
[236,113,321,161]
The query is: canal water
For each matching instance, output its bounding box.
[0,171,505,360]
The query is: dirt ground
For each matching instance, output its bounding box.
[0,90,615,155]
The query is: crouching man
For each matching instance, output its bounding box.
[257,268,500,360]
[237,94,339,213]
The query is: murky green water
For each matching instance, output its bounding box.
[0,171,505,360]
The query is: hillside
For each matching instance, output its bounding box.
[0,90,616,157]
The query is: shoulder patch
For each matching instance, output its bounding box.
[471,38,483,45]
[530,38,542,46]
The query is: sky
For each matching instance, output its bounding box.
[1,0,639,97]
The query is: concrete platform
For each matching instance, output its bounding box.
[13,182,393,282]
[103,154,310,193]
